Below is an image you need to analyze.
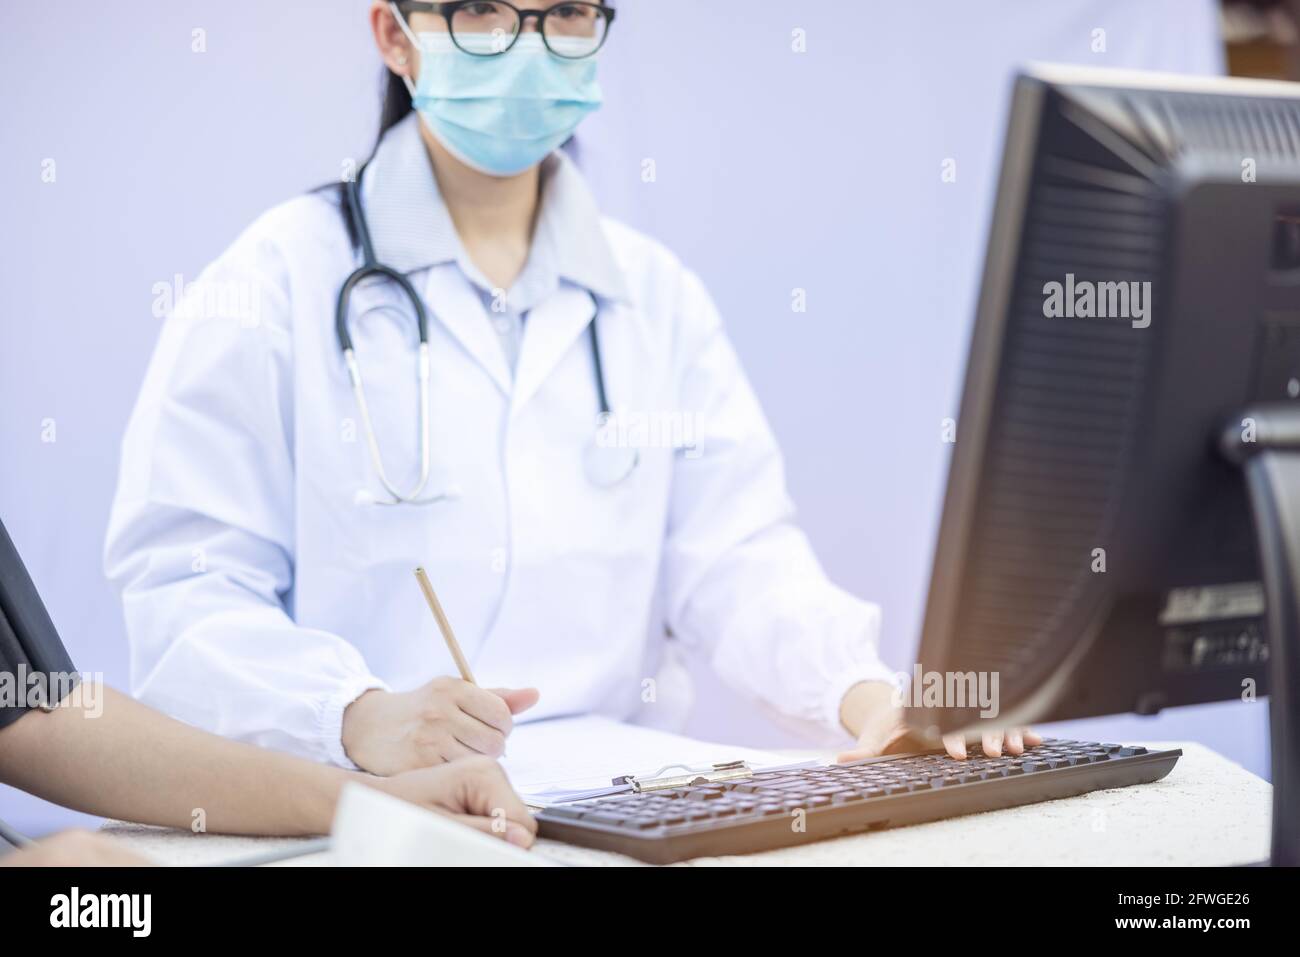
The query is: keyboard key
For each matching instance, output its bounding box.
[542,805,587,820]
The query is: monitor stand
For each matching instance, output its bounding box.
[1221,406,1300,866]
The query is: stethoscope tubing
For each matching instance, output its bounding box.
[335,165,635,503]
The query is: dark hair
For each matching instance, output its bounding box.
[377,69,415,145]
[321,68,412,249]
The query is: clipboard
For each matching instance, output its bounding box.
[529,757,821,806]
[502,714,817,808]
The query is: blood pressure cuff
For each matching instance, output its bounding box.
[0,518,78,731]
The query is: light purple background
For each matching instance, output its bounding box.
[0,1,1266,837]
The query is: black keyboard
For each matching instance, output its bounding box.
[536,738,1181,864]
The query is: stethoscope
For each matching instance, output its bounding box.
[336,169,638,506]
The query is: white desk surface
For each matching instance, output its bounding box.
[102,742,1271,867]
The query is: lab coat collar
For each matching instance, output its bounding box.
[512,285,600,414]
[361,112,629,304]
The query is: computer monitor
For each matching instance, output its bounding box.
[906,64,1300,864]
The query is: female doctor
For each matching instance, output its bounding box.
[106,0,1036,773]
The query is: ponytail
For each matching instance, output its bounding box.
[376,69,414,144]
[326,68,414,250]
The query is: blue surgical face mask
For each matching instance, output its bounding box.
[395,20,603,177]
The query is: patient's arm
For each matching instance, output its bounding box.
[0,686,535,843]
[1,829,152,867]
[0,687,346,835]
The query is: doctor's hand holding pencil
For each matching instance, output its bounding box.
[340,569,540,775]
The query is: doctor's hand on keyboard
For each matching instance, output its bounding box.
[342,678,540,775]
[836,680,1042,763]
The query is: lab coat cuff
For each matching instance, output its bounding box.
[319,675,390,770]
[822,659,904,739]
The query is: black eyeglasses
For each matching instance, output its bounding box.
[396,1,615,60]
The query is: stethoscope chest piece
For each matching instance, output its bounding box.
[583,441,639,488]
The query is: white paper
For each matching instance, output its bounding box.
[331,783,549,866]
[500,714,790,802]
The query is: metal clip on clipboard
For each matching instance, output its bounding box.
[612,760,753,793]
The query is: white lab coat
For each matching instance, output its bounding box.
[105,113,894,768]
